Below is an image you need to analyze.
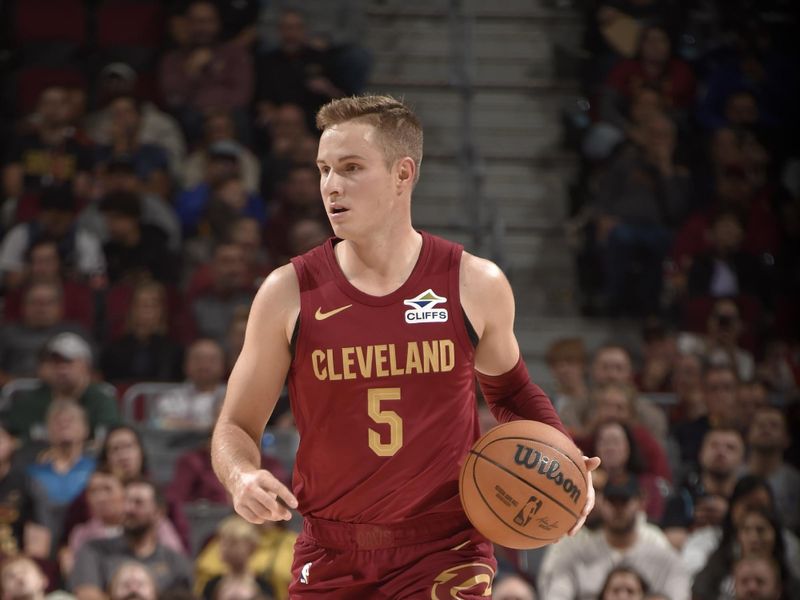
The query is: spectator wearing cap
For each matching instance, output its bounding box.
[0,186,106,290]
[95,95,171,202]
[6,333,120,442]
[182,111,260,194]
[85,63,186,181]
[159,0,254,143]
[0,420,48,560]
[539,476,689,600]
[26,401,96,542]
[175,141,266,239]
[78,155,181,251]
[0,282,92,384]
[99,191,178,285]
[2,86,94,216]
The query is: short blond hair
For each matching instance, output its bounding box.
[316,95,423,182]
[217,514,260,544]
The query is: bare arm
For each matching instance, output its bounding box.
[211,264,300,523]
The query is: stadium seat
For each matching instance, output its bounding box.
[14,66,86,114]
[13,0,87,46]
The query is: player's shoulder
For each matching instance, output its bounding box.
[253,263,300,312]
[459,251,509,290]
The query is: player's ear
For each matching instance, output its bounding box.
[396,157,415,190]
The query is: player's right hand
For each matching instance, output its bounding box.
[232,469,298,524]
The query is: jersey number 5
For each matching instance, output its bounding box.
[368,388,402,456]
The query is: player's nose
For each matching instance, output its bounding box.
[320,170,343,198]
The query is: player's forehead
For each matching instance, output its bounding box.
[317,121,383,163]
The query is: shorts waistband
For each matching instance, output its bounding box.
[302,512,471,551]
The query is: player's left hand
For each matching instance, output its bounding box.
[568,455,601,537]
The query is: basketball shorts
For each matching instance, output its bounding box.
[288,511,496,599]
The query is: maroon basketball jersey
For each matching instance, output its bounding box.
[289,231,480,523]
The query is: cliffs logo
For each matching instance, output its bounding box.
[404,289,448,324]
[513,444,582,504]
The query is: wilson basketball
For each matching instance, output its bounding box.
[459,420,588,549]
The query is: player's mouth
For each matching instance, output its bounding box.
[329,204,350,218]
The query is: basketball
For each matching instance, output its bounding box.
[459,420,588,549]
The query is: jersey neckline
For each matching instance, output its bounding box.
[323,230,432,307]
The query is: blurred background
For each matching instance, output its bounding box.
[0,1,797,599]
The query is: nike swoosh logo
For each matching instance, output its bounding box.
[314,304,353,320]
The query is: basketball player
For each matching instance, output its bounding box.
[212,95,600,598]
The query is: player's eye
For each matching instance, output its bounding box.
[319,166,330,175]
[345,164,360,172]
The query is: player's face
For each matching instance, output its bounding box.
[317,122,400,240]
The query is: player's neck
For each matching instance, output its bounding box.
[336,227,422,295]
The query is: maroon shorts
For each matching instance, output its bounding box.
[288,512,496,599]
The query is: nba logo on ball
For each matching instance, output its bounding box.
[459,421,588,549]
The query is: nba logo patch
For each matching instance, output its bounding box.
[300,562,311,584]
[404,289,448,324]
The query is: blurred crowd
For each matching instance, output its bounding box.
[493,0,799,599]
[0,1,372,600]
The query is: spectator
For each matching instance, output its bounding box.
[599,566,649,600]
[79,155,181,251]
[257,2,372,95]
[591,344,668,443]
[182,111,260,194]
[678,298,755,382]
[63,469,125,574]
[737,379,770,426]
[538,477,689,600]
[591,111,691,315]
[2,86,93,211]
[0,186,105,289]
[101,281,183,383]
[265,164,328,263]
[693,506,800,600]
[637,318,678,394]
[733,556,783,600]
[668,351,705,424]
[256,9,345,130]
[70,478,192,599]
[681,476,800,580]
[159,0,254,142]
[662,428,745,549]
[685,210,771,305]
[0,557,55,600]
[199,174,267,248]
[187,243,254,344]
[176,142,266,240]
[95,95,171,201]
[27,401,96,543]
[195,519,295,600]
[152,339,226,430]
[2,240,94,330]
[672,363,741,466]
[108,562,157,600]
[592,420,668,521]
[0,420,47,559]
[199,516,275,600]
[744,407,800,532]
[545,338,589,431]
[600,25,696,127]
[6,332,118,441]
[85,63,186,181]
[284,217,330,261]
[491,574,536,600]
[99,191,178,285]
[0,283,91,384]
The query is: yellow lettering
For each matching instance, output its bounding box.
[356,346,373,378]
[422,340,439,373]
[405,342,423,374]
[374,345,389,377]
[341,347,356,380]
[326,349,342,381]
[311,350,327,380]
[388,344,404,376]
[439,339,455,372]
